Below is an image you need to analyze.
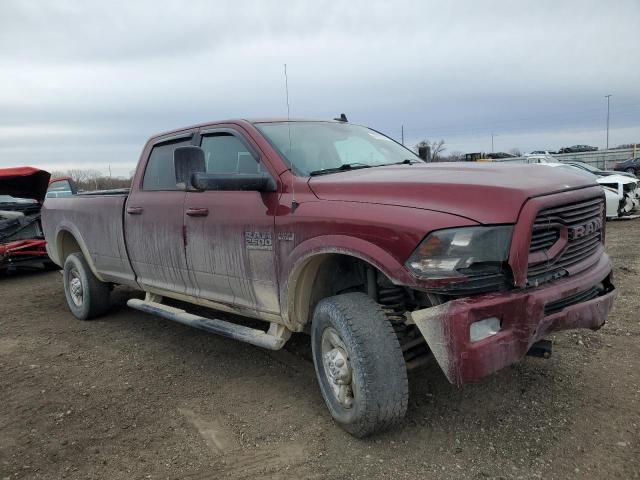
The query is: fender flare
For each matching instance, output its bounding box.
[53,222,106,282]
[280,235,416,330]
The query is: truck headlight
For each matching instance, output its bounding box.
[406,226,513,278]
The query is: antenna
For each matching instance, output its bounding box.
[284,63,298,212]
[284,64,291,122]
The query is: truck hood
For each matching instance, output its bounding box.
[308,163,598,224]
[0,167,51,203]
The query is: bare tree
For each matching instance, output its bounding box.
[447,151,464,162]
[508,148,522,157]
[49,168,133,191]
[84,169,103,190]
[65,169,92,184]
[415,139,446,162]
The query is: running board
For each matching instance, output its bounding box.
[127,298,288,350]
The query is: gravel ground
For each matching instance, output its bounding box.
[0,221,639,480]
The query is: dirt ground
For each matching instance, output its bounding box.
[1,221,639,480]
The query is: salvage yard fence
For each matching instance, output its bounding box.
[490,147,638,170]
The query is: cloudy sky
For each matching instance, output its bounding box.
[1,0,639,176]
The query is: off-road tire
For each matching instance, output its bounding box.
[63,253,110,320]
[311,292,408,437]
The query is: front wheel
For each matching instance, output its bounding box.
[63,253,110,320]
[626,168,636,174]
[311,293,408,437]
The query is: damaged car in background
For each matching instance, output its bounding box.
[0,167,52,271]
[540,163,639,218]
[598,174,640,217]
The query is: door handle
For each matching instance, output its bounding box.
[126,206,143,215]
[186,207,209,217]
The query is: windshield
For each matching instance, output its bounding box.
[559,165,598,179]
[572,162,600,172]
[46,179,74,198]
[255,122,422,176]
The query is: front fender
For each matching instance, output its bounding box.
[280,234,420,329]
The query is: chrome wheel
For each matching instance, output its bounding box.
[321,327,354,409]
[68,268,84,307]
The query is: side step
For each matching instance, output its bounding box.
[127,298,288,350]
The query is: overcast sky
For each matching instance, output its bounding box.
[1,0,639,176]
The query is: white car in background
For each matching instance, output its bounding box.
[525,151,555,157]
[597,174,640,217]
[524,154,557,164]
[537,163,639,218]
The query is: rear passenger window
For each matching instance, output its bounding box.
[143,138,192,191]
[201,133,262,174]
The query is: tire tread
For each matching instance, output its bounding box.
[312,292,408,437]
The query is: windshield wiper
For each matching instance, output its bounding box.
[384,159,420,166]
[309,163,373,176]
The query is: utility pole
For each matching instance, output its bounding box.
[605,94,611,151]
[491,133,495,153]
[401,125,404,145]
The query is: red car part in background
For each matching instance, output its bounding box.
[0,167,52,271]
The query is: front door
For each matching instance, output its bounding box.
[183,128,280,313]
[125,134,195,295]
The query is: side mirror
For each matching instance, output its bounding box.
[191,172,277,192]
[174,146,205,189]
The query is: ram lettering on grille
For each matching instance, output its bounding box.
[527,197,604,284]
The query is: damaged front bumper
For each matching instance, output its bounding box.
[409,254,616,386]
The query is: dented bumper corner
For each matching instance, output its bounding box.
[410,254,616,386]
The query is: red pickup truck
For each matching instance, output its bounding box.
[42,119,617,437]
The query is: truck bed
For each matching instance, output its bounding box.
[41,193,138,287]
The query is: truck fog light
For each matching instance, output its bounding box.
[470,317,501,342]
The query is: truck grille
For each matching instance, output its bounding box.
[527,197,604,283]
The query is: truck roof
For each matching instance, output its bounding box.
[148,118,344,142]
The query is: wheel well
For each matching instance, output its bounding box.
[290,253,436,372]
[57,230,82,263]
[289,253,379,330]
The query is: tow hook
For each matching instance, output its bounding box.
[527,339,552,359]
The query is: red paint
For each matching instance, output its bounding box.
[0,167,51,202]
[0,239,47,258]
[435,254,615,385]
[1,167,51,267]
[42,119,617,384]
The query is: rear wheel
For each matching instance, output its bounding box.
[311,292,408,437]
[63,253,110,320]
[626,168,636,174]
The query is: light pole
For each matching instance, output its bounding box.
[491,132,495,153]
[605,94,611,151]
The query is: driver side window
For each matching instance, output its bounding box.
[200,133,263,174]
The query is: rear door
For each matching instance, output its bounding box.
[183,126,280,313]
[125,133,196,295]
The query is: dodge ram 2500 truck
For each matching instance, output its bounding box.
[42,119,617,437]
